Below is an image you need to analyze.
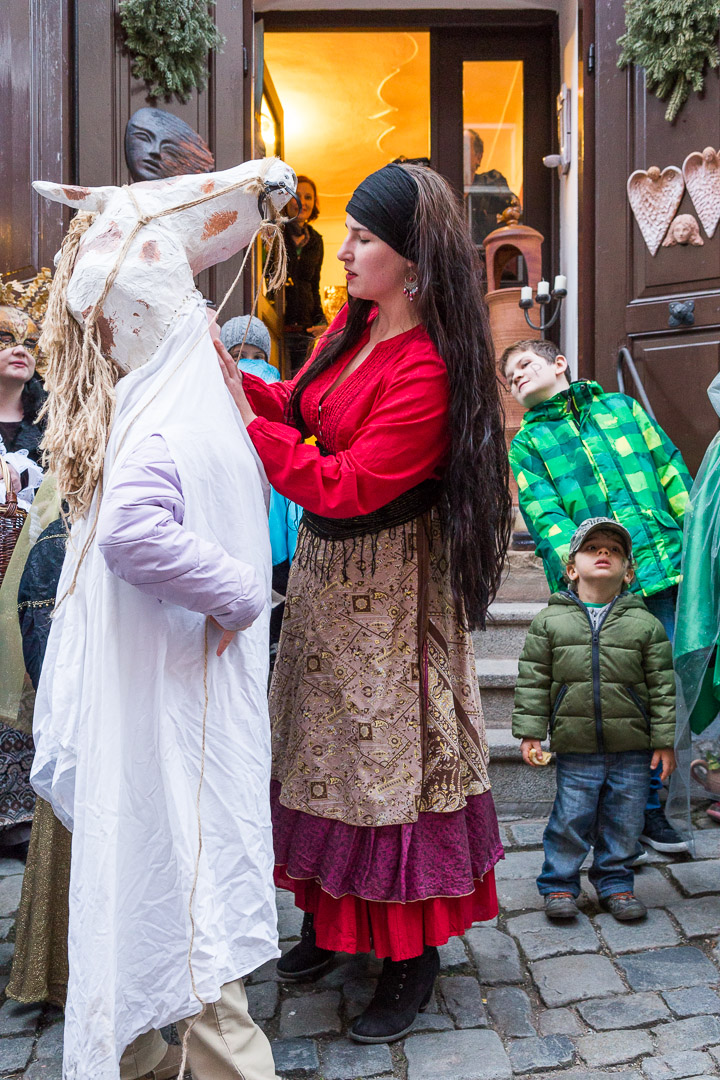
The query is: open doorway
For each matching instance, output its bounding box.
[259,14,557,372]
[264,30,431,307]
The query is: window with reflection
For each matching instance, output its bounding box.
[463,61,524,249]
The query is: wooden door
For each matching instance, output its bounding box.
[0,0,71,279]
[431,21,558,283]
[593,0,720,474]
[2,0,253,317]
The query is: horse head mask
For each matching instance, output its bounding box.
[32,157,297,521]
[33,156,297,372]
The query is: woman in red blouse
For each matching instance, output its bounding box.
[219,163,511,1043]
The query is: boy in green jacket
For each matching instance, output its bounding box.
[503,338,691,854]
[512,518,676,921]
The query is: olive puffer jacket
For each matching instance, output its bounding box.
[511,591,675,753]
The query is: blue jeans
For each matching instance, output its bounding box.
[538,751,652,899]
[643,587,677,812]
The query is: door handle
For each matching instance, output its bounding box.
[668,300,695,328]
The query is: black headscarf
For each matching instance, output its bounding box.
[346,164,419,260]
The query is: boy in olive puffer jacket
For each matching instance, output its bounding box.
[512,517,676,922]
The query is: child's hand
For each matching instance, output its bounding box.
[208,615,253,657]
[651,748,676,782]
[521,738,543,767]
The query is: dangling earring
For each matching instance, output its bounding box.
[403,270,419,302]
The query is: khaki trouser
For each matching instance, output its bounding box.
[120,1029,168,1079]
[177,978,278,1080]
[122,979,277,1080]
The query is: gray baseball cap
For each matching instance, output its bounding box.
[569,517,632,558]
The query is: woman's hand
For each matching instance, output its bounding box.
[1,459,22,495]
[214,339,257,427]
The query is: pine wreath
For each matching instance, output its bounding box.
[618,0,720,123]
[119,0,226,101]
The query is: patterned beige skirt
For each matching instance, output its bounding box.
[270,511,492,829]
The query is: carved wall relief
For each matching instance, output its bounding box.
[662,214,704,247]
[682,147,720,239]
[627,165,684,256]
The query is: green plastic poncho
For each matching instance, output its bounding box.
[669,373,720,830]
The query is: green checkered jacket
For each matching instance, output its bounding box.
[509,381,692,597]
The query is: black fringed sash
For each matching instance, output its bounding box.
[296,477,440,582]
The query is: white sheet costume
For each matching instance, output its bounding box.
[30,159,296,1080]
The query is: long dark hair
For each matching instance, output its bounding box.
[288,164,511,629]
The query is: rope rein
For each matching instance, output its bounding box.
[176,617,211,1080]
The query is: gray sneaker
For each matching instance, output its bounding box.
[631,846,650,867]
[544,892,579,919]
[601,892,647,921]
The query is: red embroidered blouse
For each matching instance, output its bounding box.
[243,314,450,518]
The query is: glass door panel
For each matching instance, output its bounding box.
[432,26,556,287]
[463,60,524,247]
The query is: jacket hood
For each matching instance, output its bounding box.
[521,380,604,425]
[548,590,646,613]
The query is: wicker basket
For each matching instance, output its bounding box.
[0,457,27,588]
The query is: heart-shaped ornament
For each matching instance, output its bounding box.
[627,166,685,256]
[683,147,720,239]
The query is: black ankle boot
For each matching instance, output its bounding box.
[276,912,335,981]
[349,946,440,1044]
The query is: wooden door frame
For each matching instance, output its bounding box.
[254,62,289,375]
[261,9,559,32]
[579,0,596,379]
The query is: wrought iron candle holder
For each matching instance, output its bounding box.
[519,275,567,335]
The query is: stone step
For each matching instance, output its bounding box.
[473,601,545,659]
[486,728,556,817]
[477,658,518,728]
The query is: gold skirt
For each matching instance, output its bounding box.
[270,513,491,828]
[6,798,70,1007]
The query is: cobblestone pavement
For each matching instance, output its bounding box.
[1,817,718,1079]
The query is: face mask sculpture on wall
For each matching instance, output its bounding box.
[125,107,215,183]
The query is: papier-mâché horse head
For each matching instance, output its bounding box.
[34,157,296,372]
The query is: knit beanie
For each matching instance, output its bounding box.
[220,315,271,360]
